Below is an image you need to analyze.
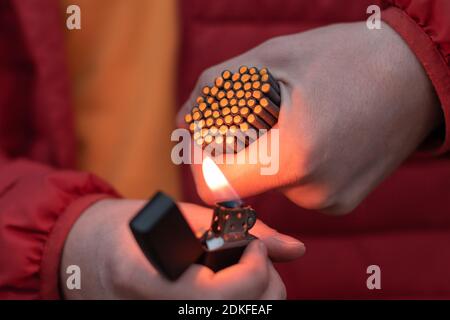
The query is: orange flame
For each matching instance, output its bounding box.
[202,157,239,202]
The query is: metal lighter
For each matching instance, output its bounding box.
[129,192,257,280]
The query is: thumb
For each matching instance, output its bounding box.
[252,219,306,262]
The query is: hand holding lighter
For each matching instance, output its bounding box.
[129,192,257,280]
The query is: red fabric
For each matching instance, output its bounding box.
[0,161,118,299]
[177,0,450,298]
[381,1,450,154]
[0,1,118,299]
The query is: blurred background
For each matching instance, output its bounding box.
[62,0,180,199]
[15,0,446,298]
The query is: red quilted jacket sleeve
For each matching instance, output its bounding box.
[0,0,120,300]
[0,155,119,299]
[382,0,450,154]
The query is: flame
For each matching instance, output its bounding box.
[202,157,239,202]
[202,157,229,191]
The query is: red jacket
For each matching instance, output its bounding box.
[177,0,450,299]
[0,0,118,299]
[0,0,449,299]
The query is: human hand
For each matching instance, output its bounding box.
[178,22,442,214]
[61,199,305,299]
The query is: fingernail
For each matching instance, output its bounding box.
[273,234,304,246]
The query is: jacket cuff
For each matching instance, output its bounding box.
[39,193,116,299]
[382,6,450,155]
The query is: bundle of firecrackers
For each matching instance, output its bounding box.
[184,66,281,155]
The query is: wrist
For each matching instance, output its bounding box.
[41,194,113,299]
[60,198,146,299]
[382,22,442,129]
[364,21,442,155]
[382,7,449,154]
